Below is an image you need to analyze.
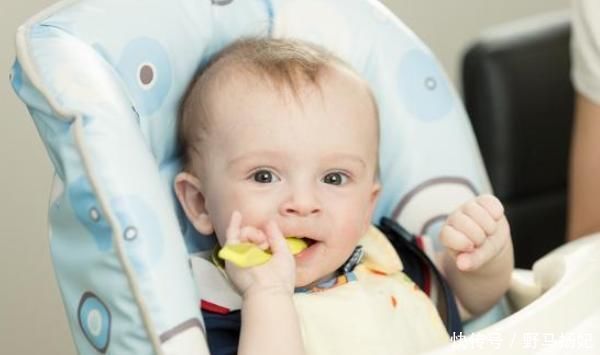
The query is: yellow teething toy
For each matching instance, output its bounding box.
[218,237,308,268]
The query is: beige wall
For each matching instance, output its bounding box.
[0,1,76,354]
[0,1,569,354]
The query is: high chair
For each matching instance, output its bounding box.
[12,1,599,354]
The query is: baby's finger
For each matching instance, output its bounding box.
[462,200,497,236]
[477,194,504,221]
[455,252,474,271]
[237,226,255,243]
[446,212,486,247]
[265,221,290,256]
[225,211,242,245]
[240,226,269,250]
[440,224,474,253]
[456,234,501,271]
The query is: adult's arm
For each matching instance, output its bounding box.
[567,93,600,240]
[568,0,600,240]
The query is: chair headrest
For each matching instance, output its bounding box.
[12,0,490,353]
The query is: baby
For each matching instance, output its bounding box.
[174,38,513,355]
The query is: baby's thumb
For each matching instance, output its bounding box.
[265,221,289,256]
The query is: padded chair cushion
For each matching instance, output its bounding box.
[12,0,490,353]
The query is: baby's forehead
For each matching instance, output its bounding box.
[179,38,379,174]
[203,63,379,146]
[193,63,380,173]
[208,61,376,112]
[213,67,378,139]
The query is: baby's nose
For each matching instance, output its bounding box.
[280,190,321,217]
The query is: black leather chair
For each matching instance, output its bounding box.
[462,12,574,268]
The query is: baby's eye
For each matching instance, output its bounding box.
[253,169,280,183]
[322,172,348,185]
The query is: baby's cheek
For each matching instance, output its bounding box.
[336,206,369,241]
[234,198,273,228]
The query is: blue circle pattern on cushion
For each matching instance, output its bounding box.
[398,49,453,121]
[78,292,111,353]
[67,177,163,274]
[68,176,112,252]
[116,37,172,117]
[113,196,163,276]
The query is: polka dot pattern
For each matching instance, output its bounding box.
[116,37,172,116]
[113,196,163,276]
[398,50,453,121]
[78,292,111,353]
[68,177,112,251]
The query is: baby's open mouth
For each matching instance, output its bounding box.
[295,236,317,247]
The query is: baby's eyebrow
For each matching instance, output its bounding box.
[227,151,285,168]
[227,151,367,170]
[322,154,367,169]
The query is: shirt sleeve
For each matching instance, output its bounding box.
[571,0,600,104]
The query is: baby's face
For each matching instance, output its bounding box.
[196,67,380,287]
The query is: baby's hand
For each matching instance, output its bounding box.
[440,195,511,272]
[223,211,296,297]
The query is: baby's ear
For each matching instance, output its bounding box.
[174,172,214,235]
[370,182,381,207]
[365,181,381,230]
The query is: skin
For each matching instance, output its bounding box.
[176,64,380,355]
[175,61,513,354]
[567,93,600,241]
[177,64,381,288]
[439,194,514,317]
